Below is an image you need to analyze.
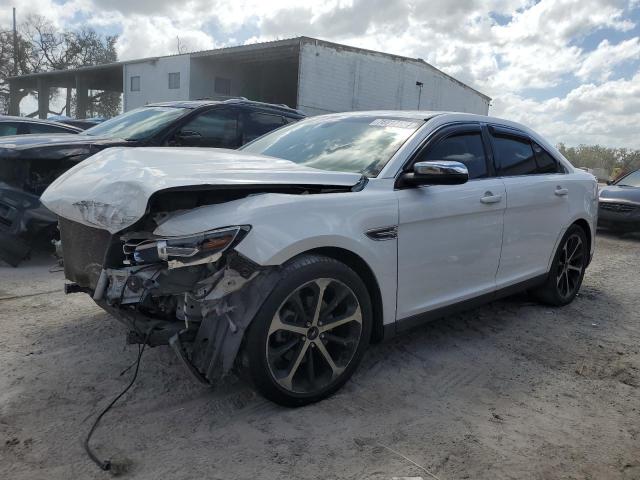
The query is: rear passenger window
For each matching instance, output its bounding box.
[492,134,537,176]
[532,142,561,173]
[243,112,285,143]
[178,109,239,148]
[0,123,19,136]
[421,132,488,179]
[28,123,73,135]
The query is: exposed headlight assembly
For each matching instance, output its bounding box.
[126,226,250,269]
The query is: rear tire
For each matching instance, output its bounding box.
[532,224,588,306]
[244,254,372,407]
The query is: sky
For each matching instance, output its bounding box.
[2,0,640,148]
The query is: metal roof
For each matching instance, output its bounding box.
[8,36,490,101]
[146,98,305,116]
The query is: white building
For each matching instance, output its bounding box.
[9,37,490,118]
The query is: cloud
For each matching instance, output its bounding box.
[492,72,640,147]
[577,38,640,81]
[115,16,216,59]
[4,0,640,147]
[262,0,411,38]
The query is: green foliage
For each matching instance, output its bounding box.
[557,143,640,179]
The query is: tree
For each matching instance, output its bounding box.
[557,143,640,179]
[0,15,121,117]
[68,31,121,118]
[0,28,36,113]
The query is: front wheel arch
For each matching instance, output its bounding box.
[548,218,593,272]
[291,247,384,344]
[572,219,592,265]
[244,253,373,406]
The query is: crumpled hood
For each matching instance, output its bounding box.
[41,146,363,233]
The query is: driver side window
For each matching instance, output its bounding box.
[419,131,488,179]
[176,109,239,148]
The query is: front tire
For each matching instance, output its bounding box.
[245,254,372,407]
[532,224,588,306]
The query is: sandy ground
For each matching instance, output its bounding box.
[0,233,639,480]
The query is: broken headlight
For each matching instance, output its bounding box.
[126,226,250,268]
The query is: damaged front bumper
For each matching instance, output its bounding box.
[75,249,282,385]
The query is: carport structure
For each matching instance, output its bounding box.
[8,37,491,119]
[7,62,124,119]
[187,40,299,110]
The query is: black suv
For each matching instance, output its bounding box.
[0,99,305,265]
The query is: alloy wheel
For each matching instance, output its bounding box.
[265,278,363,394]
[556,233,585,298]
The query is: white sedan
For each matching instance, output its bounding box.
[42,111,598,406]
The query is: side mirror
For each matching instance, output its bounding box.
[174,130,202,146]
[606,180,613,185]
[399,160,469,187]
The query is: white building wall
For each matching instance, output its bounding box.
[123,55,190,111]
[189,58,245,100]
[297,41,490,116]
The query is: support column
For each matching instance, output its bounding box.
[8,81,20,116]
[65,86,72,117]
[75,76,88,119]
[37,78,49,119]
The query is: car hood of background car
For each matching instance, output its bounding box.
[599,185,640,203]
[0,133,119,151]
[41,147,364,233]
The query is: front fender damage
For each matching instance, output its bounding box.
[97,253,282,385]
[186,266,281,381]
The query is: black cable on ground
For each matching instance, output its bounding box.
[83,324,157,472]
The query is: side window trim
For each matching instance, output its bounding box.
[487,126,536,177]
[531,141,566,175]
[488,124,565,177]
[401,122,494,181]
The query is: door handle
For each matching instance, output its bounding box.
[480,192,502,204]
[555,187,569,196]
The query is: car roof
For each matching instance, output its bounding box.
[310,110,549,144]
[0,115,83,131]
[145,98,306,117]
[308,110,524,125]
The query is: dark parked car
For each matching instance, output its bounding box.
[598,168,640,232]
[51,117,104,130]
[0,115,83,136]
[0,99,305,265]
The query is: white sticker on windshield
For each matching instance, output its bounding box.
[370,119,421,129]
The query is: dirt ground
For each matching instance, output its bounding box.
[1,232,639,480]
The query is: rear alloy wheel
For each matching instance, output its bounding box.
[245,255,372,406]
[532,224,588,306]
[556,232,585,299]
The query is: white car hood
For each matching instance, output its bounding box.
[41,147,363,233]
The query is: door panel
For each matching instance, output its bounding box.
[487,127,570,287]
[396,178,506,319]
[497,174,569,286]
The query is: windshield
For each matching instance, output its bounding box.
[240,115,424,177]
[616,170,640,187]
[81,106,189,140]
